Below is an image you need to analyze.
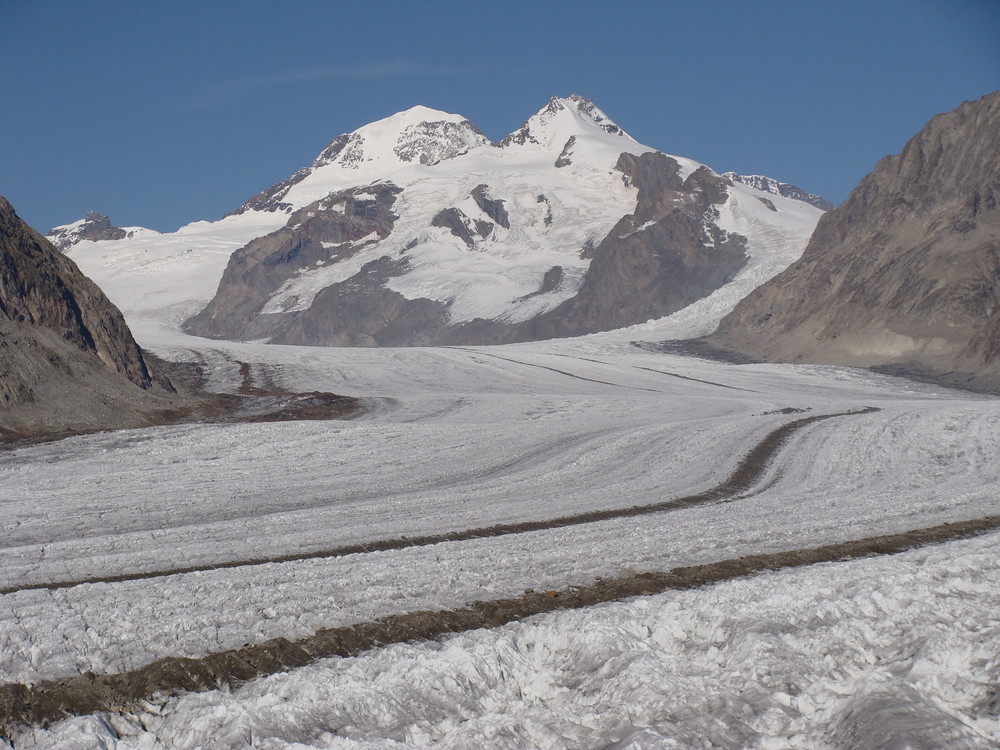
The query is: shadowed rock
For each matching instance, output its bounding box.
[187,183,404,341]
[524,153,748,338]
[0,196,180,435]
[470,184,510,228]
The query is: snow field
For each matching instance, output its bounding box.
[66,211,288,327]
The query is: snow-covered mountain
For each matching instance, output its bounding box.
[66,96,827,345]
[229,105,491,215]
[721,173,834,211]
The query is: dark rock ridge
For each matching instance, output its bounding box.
[46,211,130,251]
[721,173,834,211]
[470,184,510,228]
[186,152,748,346]
[554,136,576,167]
[0,196,176,434]
[427,185,508,247]
[707,90,1000,392]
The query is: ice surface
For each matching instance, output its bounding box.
[10,532,998,748]
[2,319,999,749]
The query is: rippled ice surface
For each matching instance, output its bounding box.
[3,328,999,748]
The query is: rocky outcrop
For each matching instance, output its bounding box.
[47,211,129,251]
[470,184,509,228]
[707,91,1000,391]
[187,184,404,341]
[261,257,454,347]
[1,198,158,392]
[525,153,748,337]
[0,196,177,434]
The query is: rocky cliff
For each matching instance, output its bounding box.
[0,196,174,434]
[525,153,749,339]
[707,91,1000,391]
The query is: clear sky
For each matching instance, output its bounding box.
[1,0,998,233]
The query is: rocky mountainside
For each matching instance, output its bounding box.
[521,153,749,340]
[707,90,1000,391]
[47,211,140,251]
[181,95,825,346]
[0,196,174,435]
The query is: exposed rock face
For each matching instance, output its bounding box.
[526,153,748,337]
[0,196,175,433]
[470,184,510,229]
[262,256,453,347]
[722,173,834,211]
[188,183,405,342]
[47,211,129,251]
[708,91,1000,391]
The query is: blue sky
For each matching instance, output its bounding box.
[1,0,998,233]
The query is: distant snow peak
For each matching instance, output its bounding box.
[722,172,834,211]
[565,93,625,135]
[314,106,489,170]
[46,211,137,251]
[498,94,632,151]
[233,106,488,216]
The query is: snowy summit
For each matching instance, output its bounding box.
[64,95,829,347]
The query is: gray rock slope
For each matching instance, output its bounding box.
[722,173,834,211]
[707,90,1000,391]
[0,196,176,435]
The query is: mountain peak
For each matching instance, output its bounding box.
[231,106,490,215]
[47,211,130,251]
[312,106,489,170]
[497,95,633,150]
